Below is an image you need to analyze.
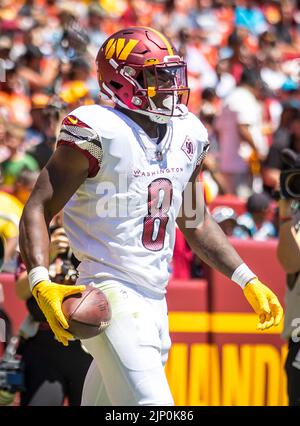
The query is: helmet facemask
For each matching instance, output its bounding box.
[101,56,190,123]
[133,59,190,123]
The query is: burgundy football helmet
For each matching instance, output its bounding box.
[96,27,190,123]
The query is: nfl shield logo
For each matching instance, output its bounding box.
[181,136,195,161]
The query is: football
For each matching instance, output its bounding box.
[62,287,111,340]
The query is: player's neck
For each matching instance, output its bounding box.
[115,106,166,141]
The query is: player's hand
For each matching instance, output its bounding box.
[243,278,283,330]
[49,227,70,262]
[32,280,86,346]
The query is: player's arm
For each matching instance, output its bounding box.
[277,199,300,274]
[176,165,283,330]
[19,145,89,345]
[238,124,258,154]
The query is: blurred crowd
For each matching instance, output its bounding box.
[1,0,300,273]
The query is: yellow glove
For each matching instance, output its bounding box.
[243,278,283,330]
[32,280,86,346]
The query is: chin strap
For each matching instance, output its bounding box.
[101,82,188,122]
[149,103,189,123]
[114,97,188,123]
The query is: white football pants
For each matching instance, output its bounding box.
[80,280,174,406]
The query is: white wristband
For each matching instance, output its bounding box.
[28,266,50,292]
[231,263,257,289]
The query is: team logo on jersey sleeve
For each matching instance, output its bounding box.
[62,115,91,129]
[181,136,195,161]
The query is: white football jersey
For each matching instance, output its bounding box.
[57,105,208,294]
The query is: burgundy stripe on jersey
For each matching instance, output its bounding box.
[57,114,103,178]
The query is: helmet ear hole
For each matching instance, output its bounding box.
[110,81,123,90]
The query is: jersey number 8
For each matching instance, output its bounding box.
[142,178,173,251]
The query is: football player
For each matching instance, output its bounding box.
[19,27,283,405]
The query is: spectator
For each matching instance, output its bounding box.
[0,190,22,266]
[26,105,60,169]
[227,26,257,84]
[211,206,238,237]
[17,45,59,92]
[60,80,93,111]
[12,168,39,205]
[215,68,267,196]
[264,108,300,194]
[234,192,277,240]
[0,169,38,267]
[1,124,38,188]
[235,0,268,36]
[275,140,300,405]
[87,3,107,57]
[277,198,300,406]
[24,93,52,150]
[0,116,8,163]
[0,67,31,127]
[185,30,218,91]
[261,48,288,92]
[215,51,236,98]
